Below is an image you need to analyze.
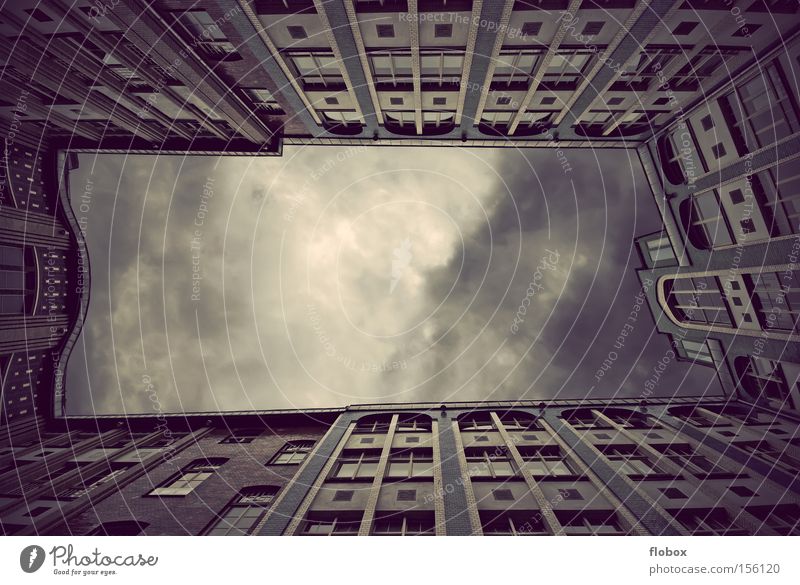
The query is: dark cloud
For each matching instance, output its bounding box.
[65,146,719,415]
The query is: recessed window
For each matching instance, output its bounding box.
[24,8,53,22]
[731,281,741,291]
[582,22,605,36]
[729,485,757,497]
[673,22,698,36]
[333,490,354,502]
[493,489,515,501]
[729,189,745,204]
[645,432,662,439]
[475,435,489,442]
[701,115,714,131]
[521,434,537,441]
[595,433,611,440]
[732,297,743,306]
[740,219,755,234]
[654,97,670,106]
[607,97,624,106]
[203,487,278,535]
[743,313,753,322]
[287,25,308,40]
[522,22,542,36]
[149,459,227,497]
[389,97,404,106]
[23,506,50,517]
[435,24,453,38]
[496,96,512,106]
[541,96,556,105]
[397,489,417,502]
[711,143,727,158]
[660,487,687,499]
[377,24,395,38]
[432,97,447,106]
[325,97,339,105]
[558,488,583,500]
[405,436,420,443]
[360,437,374,444]
[269,441,315,465]
[717,430,737,437]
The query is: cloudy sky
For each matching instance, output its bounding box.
[65,146,721,416]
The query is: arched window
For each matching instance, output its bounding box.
[203,486,279,536]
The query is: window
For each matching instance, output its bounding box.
[746,504,800,535]
[481,511,547,535]
[459,413,494,431]
[386,450,434,479]
[219,431,260,444]
[654,444,729,478]
[373,513,434,535]
[665,275,734,326]
[729,485,757,497]
[645,236,676,263]
[149,459,226,496]
[679,340,715,365]
[720,64,799,153]
[654,97,670,106]
[324,97,339,105]
[673,22,699,35]
[541,96,556,105]
[522,22,542,36]
[660,487,687,499]
[701,115,714,131]
[203,487,278,535]
[333,490,354,502]
[558,488,582,500]
[466,448,517,479]
[24,8,53,22]
[499,412,540,431]
[434,24,453,38]
[332,451,380,479]
[397,489,417,502]
[89,521,148,536]
[733,23,761,37]
[747,270,800,333]
[496,96,512,105]
[269,441,315,465]
[582,22,605,36]
[354,416,392,433]
[302,514,361,535]
[376,24,395,38]
[607,97,624,106]
[735,440,800,473]
[671,509,745,535]
[432,97,447,106]
[290,52,344,87]
[389,97,404,106]
[287,25,308,39]
[360,437,374,444]
[519,445,575,477]
[405,436,420,443]
[558,511,625,535]
[711,143,727,159]
[603,444,661,478]
[493,489,515,501]
[396,416,432,432]
[735,356,796,407]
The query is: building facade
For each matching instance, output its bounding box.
[635,25,800,418]
[1,1,798,149]
[0,398,798,536]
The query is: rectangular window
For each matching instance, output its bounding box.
[301,514,361,536]
[203,487,278,535]
[465,448,517,479]
[481,511,547,535]
[269,441,315,465]
[603,444,661,478]
[557,511,625,535]
[519,445,575,478]
[373,513,434,536]
[646,236,676,263]
[386,449,434,480]
[331,451,380,479]
[654,444,729,478]
[671,509,745,535]
[149,459,225,497]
